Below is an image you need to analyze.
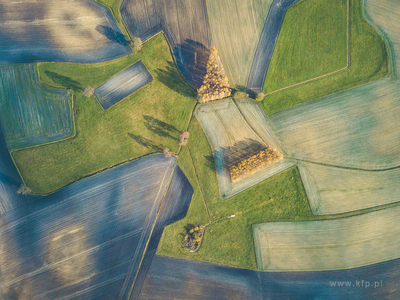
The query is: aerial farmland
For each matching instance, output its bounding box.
[0,0,399,299]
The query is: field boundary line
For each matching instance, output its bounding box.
[177,102,198,156]
[233,98,290,156]
[264,0,350,97]
[290,157,400,172]
[125,159,177,300]
[187,145,212,223]
[361,0,397,79]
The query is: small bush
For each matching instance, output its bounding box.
[131,37,142,53]
[82,86,94,97]
[256,92,265,101]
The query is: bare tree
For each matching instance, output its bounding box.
[82,86,94,97]
[179,131,190,146]
[131,37,142,53]
[163,147,172,157]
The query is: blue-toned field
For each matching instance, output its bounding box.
[139,255,400,299]
[121,0,211,88]
[94,61,153,109]
[0,64,73,149]
[247,0,300,93]
[0,152,194,299]
[0,0,131,63]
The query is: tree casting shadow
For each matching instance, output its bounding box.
[96,25,129,46]
[128,133,161,151]
[154,61,197,98]
[174,39,210,89]
[44,71,81,90]
[143,115,179,140]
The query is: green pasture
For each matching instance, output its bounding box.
[261,0,389,115]
[299,162,400,215]
[254,205,400,271]
[206,0,273,88]
[12,34,196,194]
[157,118,313,270]
[264,0,348,94]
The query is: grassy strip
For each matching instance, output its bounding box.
[12,34,196,194]
[94,0,133,42]
[157,118,314,270]
[261,0,389,115]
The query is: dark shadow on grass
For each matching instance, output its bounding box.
[204,155,217,172]
[96,25,129,46]
[44,71,81,90]
[128,133,161,151]
[154,61,197,98]
[174,39,210,89]
[143,115,179,140]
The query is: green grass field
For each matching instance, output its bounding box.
[12,34,196,194]
[261,0,389,115]
[157,118,313,270]
[264,0,348,93]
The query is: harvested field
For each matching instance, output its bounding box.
[205,0,273,87]
[0,64,73,149]
[0,124,33,215]
[299,163,400,215]
[0,0,131,63]
[195,98,293,199]
[140,256,262,300]
[247,0,300,93]
[235,99,288,154]
[254,205,400,271]
[94,60,153,109]
[0,154,193,299]
[140,255,400,299]
[269,78,400,169]
[121,0,211,88]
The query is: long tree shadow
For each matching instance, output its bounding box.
[154,61,197,98]
[96,25,129,46]
[174,39,210,89]
[44,71,81,90]
[128,133,161,151]
[143,115,179,140]
[215,139,267,171]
